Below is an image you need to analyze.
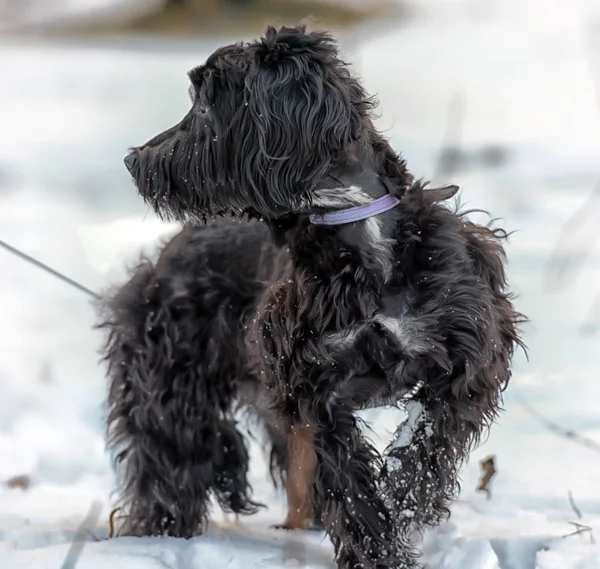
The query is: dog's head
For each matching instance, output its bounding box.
[125,25,409,222]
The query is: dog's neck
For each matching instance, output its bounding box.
[270,169,399,284]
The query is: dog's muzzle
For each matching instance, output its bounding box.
[124,151,139,176]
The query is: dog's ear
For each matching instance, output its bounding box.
[423,184,460,203]
[370,129,414,196]
[239,26,364,213]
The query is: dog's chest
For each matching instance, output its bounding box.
[376,289,431,353]
[322,287,427,358]
[379,289,412,318]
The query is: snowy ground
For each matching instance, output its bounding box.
[1,0,600,567]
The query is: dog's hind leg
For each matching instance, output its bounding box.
[236,383,324,531]
[212,418,263,515]
[272,424,318,531]
[97,258,257,538]
[264,424,326,531]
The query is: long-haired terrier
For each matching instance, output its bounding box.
[98,25,525,568]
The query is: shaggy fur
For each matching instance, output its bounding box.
[99,25,525,569]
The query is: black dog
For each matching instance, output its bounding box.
[99,25,525,569]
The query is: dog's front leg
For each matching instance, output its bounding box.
[312,399,412,569]
[380,375,504,556]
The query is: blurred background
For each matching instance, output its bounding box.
[0,0,599,567]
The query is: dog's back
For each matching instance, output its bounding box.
[154,218,278,305]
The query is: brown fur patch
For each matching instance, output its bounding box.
[278,424,317,530]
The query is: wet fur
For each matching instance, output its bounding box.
[99,25,525,568]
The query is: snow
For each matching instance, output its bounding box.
[1,0,600,567]
[383,401,425,473]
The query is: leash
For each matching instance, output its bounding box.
[0,238,101,300]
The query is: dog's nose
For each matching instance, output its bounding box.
[124,151,139,175]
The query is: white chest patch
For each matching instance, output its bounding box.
[324,312,428,358]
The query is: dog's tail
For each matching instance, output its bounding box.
[95,250,257,537]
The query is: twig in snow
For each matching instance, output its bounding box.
[565,492,596,544]
[4,474,31,490]
[568,490,583,519]
[476,455,497,499]
[563,522,596,544]
[516,397,600,456]
[108,506,122,539]
[60,500,102,569]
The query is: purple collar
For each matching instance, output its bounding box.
[308,193,401,226]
